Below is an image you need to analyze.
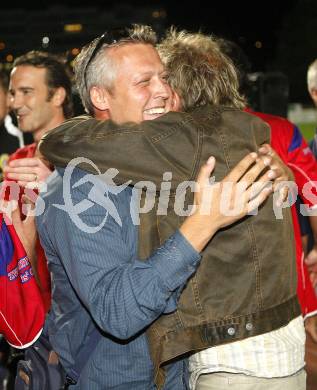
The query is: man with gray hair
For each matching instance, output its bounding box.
[38,26,301,389]
[33,24,277,389]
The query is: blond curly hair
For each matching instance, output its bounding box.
[158,29,246,111]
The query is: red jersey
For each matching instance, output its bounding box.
[248,109,317,318]
[0,214,45,347]
[2,143,51,347]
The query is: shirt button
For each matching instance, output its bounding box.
[227,327,235,336]
[246,322,253,331]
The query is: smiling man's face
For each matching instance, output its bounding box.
[8,65,59,139]
[103,43,173,124]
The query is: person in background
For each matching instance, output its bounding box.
[0,70,24,181]
[0,50,73,390]
[219,37,317,337]
[2,50,74,312]
[4,51,73,189]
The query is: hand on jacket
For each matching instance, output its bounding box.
[180,152,274,252]
[258,143,294,206]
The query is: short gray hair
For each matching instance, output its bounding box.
[158,29,246,111]
[307,59,317,92]
[74,24,157,115]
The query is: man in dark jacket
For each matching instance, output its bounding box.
[38,26,300,389]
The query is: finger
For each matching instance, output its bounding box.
[22,194,36,205]
[277,186,289,205]
[20,181,42,190]
[21,193,36,220]
[258,144,273,156]
[0,200,11,224]
[245,180,272,201]
[246,186,272,214]
[269,166,285,182]
[4,166,38,175]
[271,173,291,202]
[238,157,270,188]
[273,181,296,207]
[17,181,41,189]
[225,153,258,183]
[8,158,39,167]
[2,200,19,225]
[17,181,29,187]
[11,203,23,227]
[21,194,35,209]
[6,173,36,182]
[23,208,36,226]
[259,145,280,170]
[255,168,277,184]
[241,164,276,190]
[196,156,216,187]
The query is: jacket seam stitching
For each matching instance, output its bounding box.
[248,222,263,309]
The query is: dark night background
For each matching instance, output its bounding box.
[1,0,317,105]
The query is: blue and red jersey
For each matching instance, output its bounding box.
[0,215,45,347]
[0,143,50,347]
[247,108,317,318]
[3,143,51,313]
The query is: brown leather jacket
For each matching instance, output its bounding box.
[40,105,299,388]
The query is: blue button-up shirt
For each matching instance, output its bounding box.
[36,167,200,389]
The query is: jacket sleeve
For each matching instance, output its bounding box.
[37,179,201,340]
[39,113,200,190]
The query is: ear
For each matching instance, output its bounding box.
[94,107,110,120]
[171,90,181,111]
[52,87,66,107]
[90,86,110,111]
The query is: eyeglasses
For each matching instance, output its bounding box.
[84,27,131,89]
